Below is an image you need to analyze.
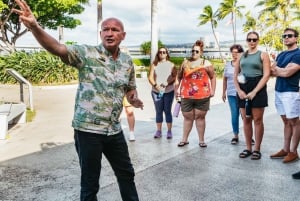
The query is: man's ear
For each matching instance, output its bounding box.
[122,32,126,40]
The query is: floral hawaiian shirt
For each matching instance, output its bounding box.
[66,44,136,135]
[180,60,212,99]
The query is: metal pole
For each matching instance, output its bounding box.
[20,82,24,102]
[58,25,64,44]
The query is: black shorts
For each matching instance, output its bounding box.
[237,76,268,108]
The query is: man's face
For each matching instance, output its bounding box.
[282,31,298,47]
[100,19,126,52]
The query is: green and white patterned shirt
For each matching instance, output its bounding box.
[66,44,136,135]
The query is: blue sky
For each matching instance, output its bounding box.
[17,0,258,47]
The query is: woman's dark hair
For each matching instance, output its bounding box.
[188,40,204,61]
[246,31,260,40]
[230,44,244,53]
[153,47,170,66]
[244,31,260,57]
[192,40,204,53]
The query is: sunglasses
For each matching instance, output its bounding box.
[159,51,166,54]
[282,34,295,39]
[192,50,200,54]
[247,38,258,42]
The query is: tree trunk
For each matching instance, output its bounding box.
[150,0,158,63]
[97,0,102,45]
[211,24,223,60]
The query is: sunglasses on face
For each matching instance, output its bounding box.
[192,50,200,54]
[282,34,295,39]
[247,38,258,42]
[159,51,166,54]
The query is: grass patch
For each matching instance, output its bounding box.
[26,109,36,122]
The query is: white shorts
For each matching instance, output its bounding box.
[275,91,300,118]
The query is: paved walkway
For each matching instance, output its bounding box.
[0,78,299,201]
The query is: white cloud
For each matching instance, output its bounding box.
[17,0,259,47]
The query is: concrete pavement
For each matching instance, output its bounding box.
[0,78,299,201]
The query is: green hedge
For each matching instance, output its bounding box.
[0,53,224,85]
[0,51,78,85]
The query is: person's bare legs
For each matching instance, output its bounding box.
[125,105,135,141]
[289,118,300,153]
[240,108,253,151]
[156,122,162,132]
[180,110,194,143]
[281,115,293,152]
[195,109,207,143]
[166,122,172,131]
[125,106,135,132]
[252,108,265,151]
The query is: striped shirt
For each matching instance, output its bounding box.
[223,61,237,96]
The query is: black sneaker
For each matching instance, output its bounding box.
[292,171,300,179]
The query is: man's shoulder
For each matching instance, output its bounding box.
[283,48,300,54]
[119,50,133,62]
[277,48,298,58]
[119,50,131,58]
[67,44,103,53]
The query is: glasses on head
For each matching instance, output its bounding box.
[282,34,295,39]
[247,38,258,42]
[192,50,200,54]
[159,51,166,54]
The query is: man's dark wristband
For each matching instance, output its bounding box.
[153,83,157,87]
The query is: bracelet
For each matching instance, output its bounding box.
[153,83,157,87]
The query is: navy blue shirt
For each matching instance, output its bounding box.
[275,48,300,92]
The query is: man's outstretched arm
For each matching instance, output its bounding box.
[13,0,69,62]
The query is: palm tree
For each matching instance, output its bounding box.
[217,0,245,44]
[97,0,102,44]
[255,0,300,28]
[242,11,257,32]
[198,5,223,59]
[150,0,158,63]
[255,0,300,50]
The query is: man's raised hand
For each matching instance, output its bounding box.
[13,0,38,29]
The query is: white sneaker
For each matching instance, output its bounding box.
[129,132,135,141]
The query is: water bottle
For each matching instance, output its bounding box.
[245,99,252,118]
[158,90,164,98]
[173,98,181,117]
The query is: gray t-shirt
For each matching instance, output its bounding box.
[152,61,175,93]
